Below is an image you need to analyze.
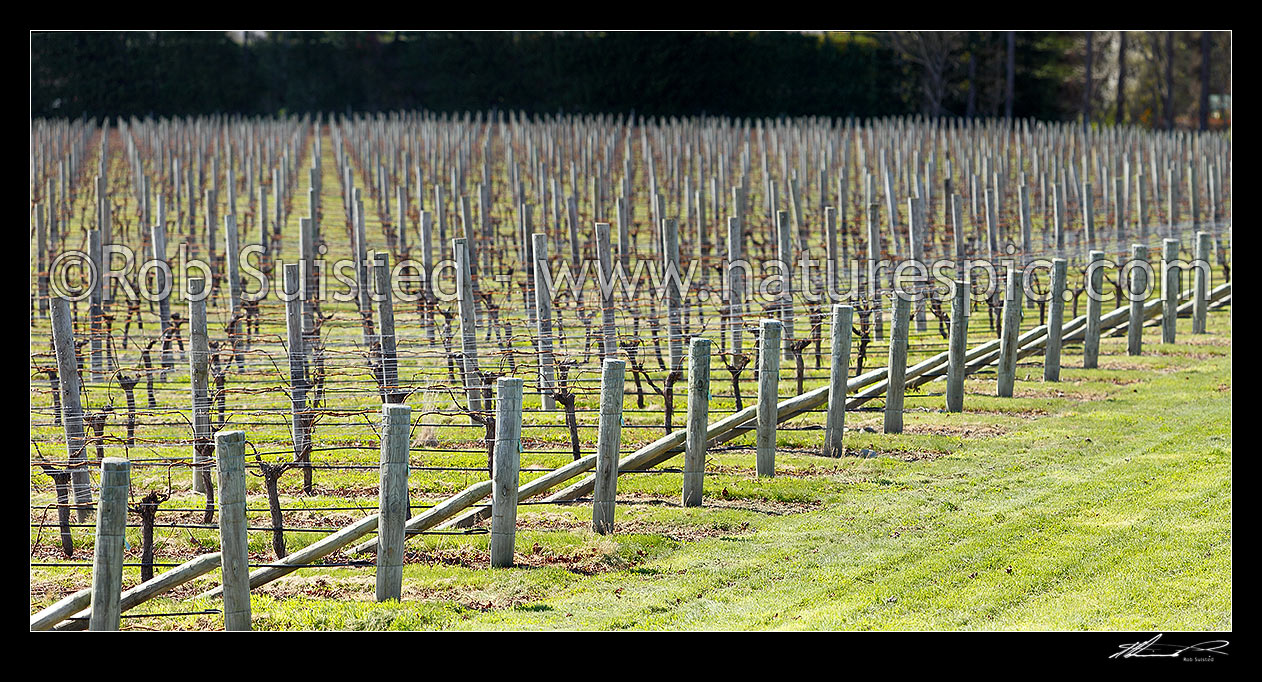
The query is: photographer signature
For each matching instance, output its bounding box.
[1110,634,1230,660]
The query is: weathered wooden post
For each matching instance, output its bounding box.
[1193,231,1211,334]
[1127,244,1149,356]
[189,277,211,494]
[282,264,312,494]
[682,337,712,507]
[88,229,103,382]
[822,304,853,456]
[532,232,556,410]
[1161,238,1180,344]
[88,458,129,631]
[51,297,93,520]
[946,277,969,412]
[726,216,744,355]
[663,218,684,370]
[756,319,782,477]
[224,214,242,316]
[490,377,523,568]
[775,210,795,357]
[152,212,172,376]
[377,403,410,601]
[996,267,1023,397]
[453,238,483,416]
[593,359,626,535]
[884,295,911,434]
[1044,258,1068,382]
[374,253,399,403]
[1084,250,1106,369]
[215,430,250,630]
[595,222,618,359]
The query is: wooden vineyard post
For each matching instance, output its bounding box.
[593,359,626,534]
[533,232,556,410]
[374,253,400,403]
[1162,238,1180,344]
[946,278,969,412]
[283,264,312,493]
[1044,258,1067,382]
[51,297,93,520]
[215,430,250,630]
[996,267,1023,397]
[189,277,212,495]
[88,458,129,631]
[1084,250,1106,369]
[596,222,617,359]
[726,216,744,355]
[377,404,411,601]
[822,304,853,456]
[490,377,523,568]
[152,215,172,376]
[756,319,782,477]
[682,337,711,507]
[884,295,911,434]
[89,229,102,382]
[453,238,483,417]
[1194,231,1211,334]
[1127,244,1148,356]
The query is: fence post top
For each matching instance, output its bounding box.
[382,403,411,418]
[101,457,130,471]
[602,358,626,371]
[497,376,524,389]
[689,336,712,350]
[833,303,854,313]
[214,430,245,444]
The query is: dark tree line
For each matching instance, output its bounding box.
[31,31,1224,126]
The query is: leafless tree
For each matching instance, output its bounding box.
[887,31,962,117]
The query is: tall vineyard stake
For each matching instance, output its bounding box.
[490,377,523,568]
[1044,258,1067,382]
[1162,238,1180,344]
[533,232,556,410]
[1127,243,1149,356]
[596,222,617,359]
[189,277,212,496]
[375,253,400,403]
[88,458,129,631]
[1084,250,1106,369]
[593,359,626,534]
[51,296,93,520]
[283,264,312,493]
[823,304,853,456]
[453,238,483,418]
[682,337,712,507]
[756,319,782,477]
[215,430,250,630]
[377,404,410,601]
[996,267,1023,397]
[946,277,969,412]
[884,295,911,434]
[1193,231,1211,334]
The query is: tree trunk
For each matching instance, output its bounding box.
[1005,31,1015,119]
[1115,31,1128,125]
[1083,31,1094,130]
[1200,31,1211,130]
[1164,31,1175,130]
